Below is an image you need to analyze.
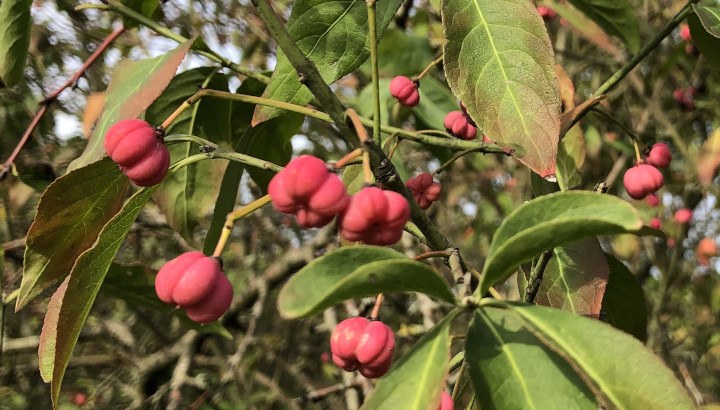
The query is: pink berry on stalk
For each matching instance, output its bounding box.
[674,208,692,223]
[645,143,671,168]
[104,119,170,187]
[389,76,420,107]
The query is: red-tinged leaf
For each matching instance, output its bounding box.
[16,158,129,310]
[67,39,193,172]
[442,0,561,178]
[697,128,720,185]
[535,237,609,318]
[560,95,605,138]
[40,186,156,407]
[542,0,620,55]
[556,64,576,112]
[38,276,69,383]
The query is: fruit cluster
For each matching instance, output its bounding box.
[155,252,233,323]
[268,156,411,246]
[390,76,420,107]
[623,143,671,200]
[330,317,395,378]
[104,119,170,187]
[338,187,411,246]
[268,155,350,228]
[406,173,442,210]
[444,110,477,140]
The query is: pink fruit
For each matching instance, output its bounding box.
[184,272,234,323]
[104,119,170,187]
[438,391,454,410]
[155,252,216,306]
[406,173,442,210]
[330,317,370,360]
[650,218,661,229]
[330,318,395,378]
[680,25,691,41]
[674,208,692,223]
[537,6,557,20]
[268,155,350,228]
[444,111,477,140]
[645,194,660,207]
[389,76,420,107]
[645,143,671,168]
[623,164,664,200]
[337,187,410,246]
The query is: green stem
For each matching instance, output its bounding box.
[170,151,282,174]
[591,0,700,97]
[367,0,381,145]
[590,108,643,146]
[524,250,554,303]
[76,1,269,84]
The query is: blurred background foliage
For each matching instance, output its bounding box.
[1,0,720,408]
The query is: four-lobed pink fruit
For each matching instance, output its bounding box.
[330,317,395,378]
[155,252,233,323]
[104,119,170,187]
[406,173,442,210]
[623,164,664,200]
[645,143,672,168]
[444,111,477,140]
[389,76,420,107]
[338,186,410,246]
[268,155,350,228]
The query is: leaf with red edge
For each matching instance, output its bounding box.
[67,39,193,172]
[16,158,129,310]
[535,237,609,318]
[442,0,561,178]
[38,186,156,407]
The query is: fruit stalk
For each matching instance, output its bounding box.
[366,0,382,145]
[417,55,444,80]
[213,195,272,258]
[346,109,374,184]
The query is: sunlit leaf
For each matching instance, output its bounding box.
[443,0,561,177]
[693,4,720,39]
[467,307,597,409]
[68,40,193,171]
[252,0,403,124]
[0,0,31,87]
[504,302,695,409]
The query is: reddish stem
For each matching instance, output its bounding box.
[0,26,126,180]
[369,294,383,320]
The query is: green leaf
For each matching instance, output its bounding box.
[252,0,403,124]
[145,68,230,244]
[555,125,586,191]
[566,0,640,52]
[370,28,435,77]
[119,0,159,28]
[412,77,461,131]
[16,158,129,310]
[536,237,609,318]
[601,253,647,341]
[442,0,560,177]
[478,191,644,296]
[360,311,459,409]
[0,0,31,87]
[101,263,170,311]
[39,186,156,407]
[504,303,695,409]
[467,307,597,409]
[68,40,193,172]
[277,246,455,319]
[693,5,720,38]
[689,11,720,69]
[543,0,619,55]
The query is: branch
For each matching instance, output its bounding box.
[524,250,554,303]
[0,26,125,180]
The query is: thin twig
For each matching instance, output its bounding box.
[524,250,554,303]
